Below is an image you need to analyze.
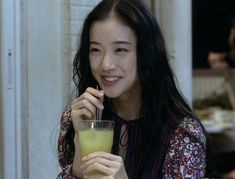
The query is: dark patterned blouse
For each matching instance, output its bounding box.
[57,108,206,179]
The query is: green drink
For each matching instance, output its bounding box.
[77,120,114,177]
[79,128,114,158]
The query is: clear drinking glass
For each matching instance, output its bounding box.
[77,120,114,177]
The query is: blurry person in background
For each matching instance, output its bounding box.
[208,19,235,69]
[208,18,235,179]
[225,170,235,179]
[229,19,235,61]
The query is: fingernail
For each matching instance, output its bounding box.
[98,103,104,110]
[100,90,104,95]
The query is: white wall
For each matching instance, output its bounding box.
[159,0,192,104]
[1,0,23,178]
[26,0,67,178]
[0,0,3,178]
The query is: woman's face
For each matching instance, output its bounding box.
[89,14,140,100]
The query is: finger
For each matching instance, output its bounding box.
[75,91,104,110]
[71,86,104,105]
[82,87,104,102]
[86,87,103,97]
[72,99,97,115]
[71,108,95,129]
[83,152,122,163]
[71,97,79,105]
[85,87,104,106]
[82,156,120,169]
[82,161,114,176]
[73,108,93,119]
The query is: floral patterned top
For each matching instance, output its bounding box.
[57,108,206,179]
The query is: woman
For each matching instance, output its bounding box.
[57,0,206,178]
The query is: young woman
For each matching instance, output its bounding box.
[57,0,206,178]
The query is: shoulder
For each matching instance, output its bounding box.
[167,117,206,158]
[162,117,206,178]
[174,117,206,147]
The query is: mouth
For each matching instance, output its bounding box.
[101,76,121,86]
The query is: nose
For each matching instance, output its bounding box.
[101,53,115,71]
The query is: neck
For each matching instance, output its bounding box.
[112,90,141,121]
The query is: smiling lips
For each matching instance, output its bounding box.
[101,76,121,86]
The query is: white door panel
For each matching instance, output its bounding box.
[0,0,24,178]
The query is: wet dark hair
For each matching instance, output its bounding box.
[65,0,208,177]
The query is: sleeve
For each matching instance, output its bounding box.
[57,164,78,179]
[162,118,206,179]
[56,107,81,179]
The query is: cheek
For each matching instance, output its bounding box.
[89,57,97,69]
[123,61,138,81]
[129,58,138,80]
[89,58,100,77]
[127,56,137,73]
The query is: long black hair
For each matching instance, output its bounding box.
[66,0,208,177]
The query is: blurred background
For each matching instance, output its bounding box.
[1,0,235,178]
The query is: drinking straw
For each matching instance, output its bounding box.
[96,85,100,121]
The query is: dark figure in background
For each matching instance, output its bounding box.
[193,0,235,68]
[208,19,235,179]
[208,19,235,69]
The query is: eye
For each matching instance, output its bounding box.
[89,48,102,55]
[115,48,129,54]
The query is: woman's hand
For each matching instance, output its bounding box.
[81,152,128,179]
[70,87,104,177]
[71,87,104,130]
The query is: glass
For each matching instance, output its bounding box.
[77,120,114,177]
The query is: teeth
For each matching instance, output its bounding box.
[104,77,118,82]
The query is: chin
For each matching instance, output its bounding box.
[104,92,119,99]
[103,90,121,99]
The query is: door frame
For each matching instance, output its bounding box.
[0,0,25,178]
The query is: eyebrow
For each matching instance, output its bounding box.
[89,41,100,45]
[89,41,132,45]
[112,41,131,45]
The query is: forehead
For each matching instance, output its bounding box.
[89,14,137,43]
